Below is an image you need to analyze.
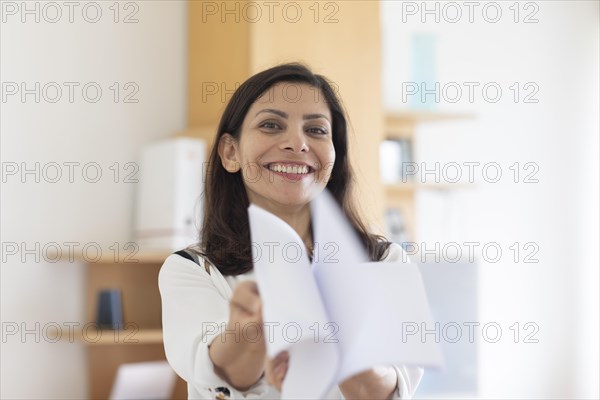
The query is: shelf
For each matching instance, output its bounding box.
[80,258,186,398]
[385,110,475,139]
[385,182,473,194]
[54,328,163,346]
[46,250,172,264]
[84,328,163,346]
[387,110,475,123]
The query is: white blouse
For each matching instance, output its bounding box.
[158,242,424,399]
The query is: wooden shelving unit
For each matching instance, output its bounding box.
[385,182,472,194]
[57,252,187,399]
[86,256,188,399]
[383,111,475,241]
[385,111,475,139]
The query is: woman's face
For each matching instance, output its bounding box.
[219,82,336,212]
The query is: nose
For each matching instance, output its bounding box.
[281,126,309,153]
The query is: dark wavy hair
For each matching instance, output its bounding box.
[189,63,391,276]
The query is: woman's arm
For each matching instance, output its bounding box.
[208,280,267,390]
[158,255,268,396]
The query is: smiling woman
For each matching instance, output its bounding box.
[217,81,336,257]
[158,63,424,399]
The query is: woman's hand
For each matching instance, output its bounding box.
[228,280,265,353]
[264,351,289,392]
[338,366,398,400]
[208,281,267,390]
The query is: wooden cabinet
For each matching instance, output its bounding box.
[79,254,187,399]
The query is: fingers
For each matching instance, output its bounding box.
[265,351,289,392]
[236,279,260,295]
[226,281,266,351]
[231,281,262,316]
[273,353,289,381]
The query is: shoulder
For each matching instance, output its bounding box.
[160,251,205,275]
[159,250,236,300]
[158,251,214,290]
[381,242,412,264]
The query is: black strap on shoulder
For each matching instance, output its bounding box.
[174,250,199,265]
[174,249,211,275]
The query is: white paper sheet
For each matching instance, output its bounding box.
[310,188,368,268]
[247,190,442,399]
[248,204,340,399]
[314,261,444,382]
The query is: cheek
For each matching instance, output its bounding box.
[319,148,336,182]
[236,142,259,168]
[240,163,264,184]
[328,147,336,164]
[236,144,269,183]
[320,166,334,184]
[238,136,272,163]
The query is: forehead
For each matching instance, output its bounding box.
[250,83,331,116]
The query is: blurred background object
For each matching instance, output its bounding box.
[96,289,123,330]
[134,137,205,253]
[417,262,478,397]
[109,361,176,400]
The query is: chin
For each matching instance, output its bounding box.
[248,186,324,210]
[275,196,311,208]
[260,191,306,208]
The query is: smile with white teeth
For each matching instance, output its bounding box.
[268,164,311,174]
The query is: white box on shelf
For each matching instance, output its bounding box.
[134,137,206,253]
[380,139,414,183]
[380,140,402,183]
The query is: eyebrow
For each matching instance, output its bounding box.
[255,109,331,122]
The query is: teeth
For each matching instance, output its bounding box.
[269,164,310,174]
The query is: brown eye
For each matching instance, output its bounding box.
[259,121,281,130]
[307,127,328,135]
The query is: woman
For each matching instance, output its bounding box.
[159,63,424,399]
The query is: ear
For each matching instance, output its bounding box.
[218,133,241,173]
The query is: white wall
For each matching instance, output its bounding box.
[382,1,599,398]
[0,2,187,398]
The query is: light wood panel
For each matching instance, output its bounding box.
[187,1,251,137]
